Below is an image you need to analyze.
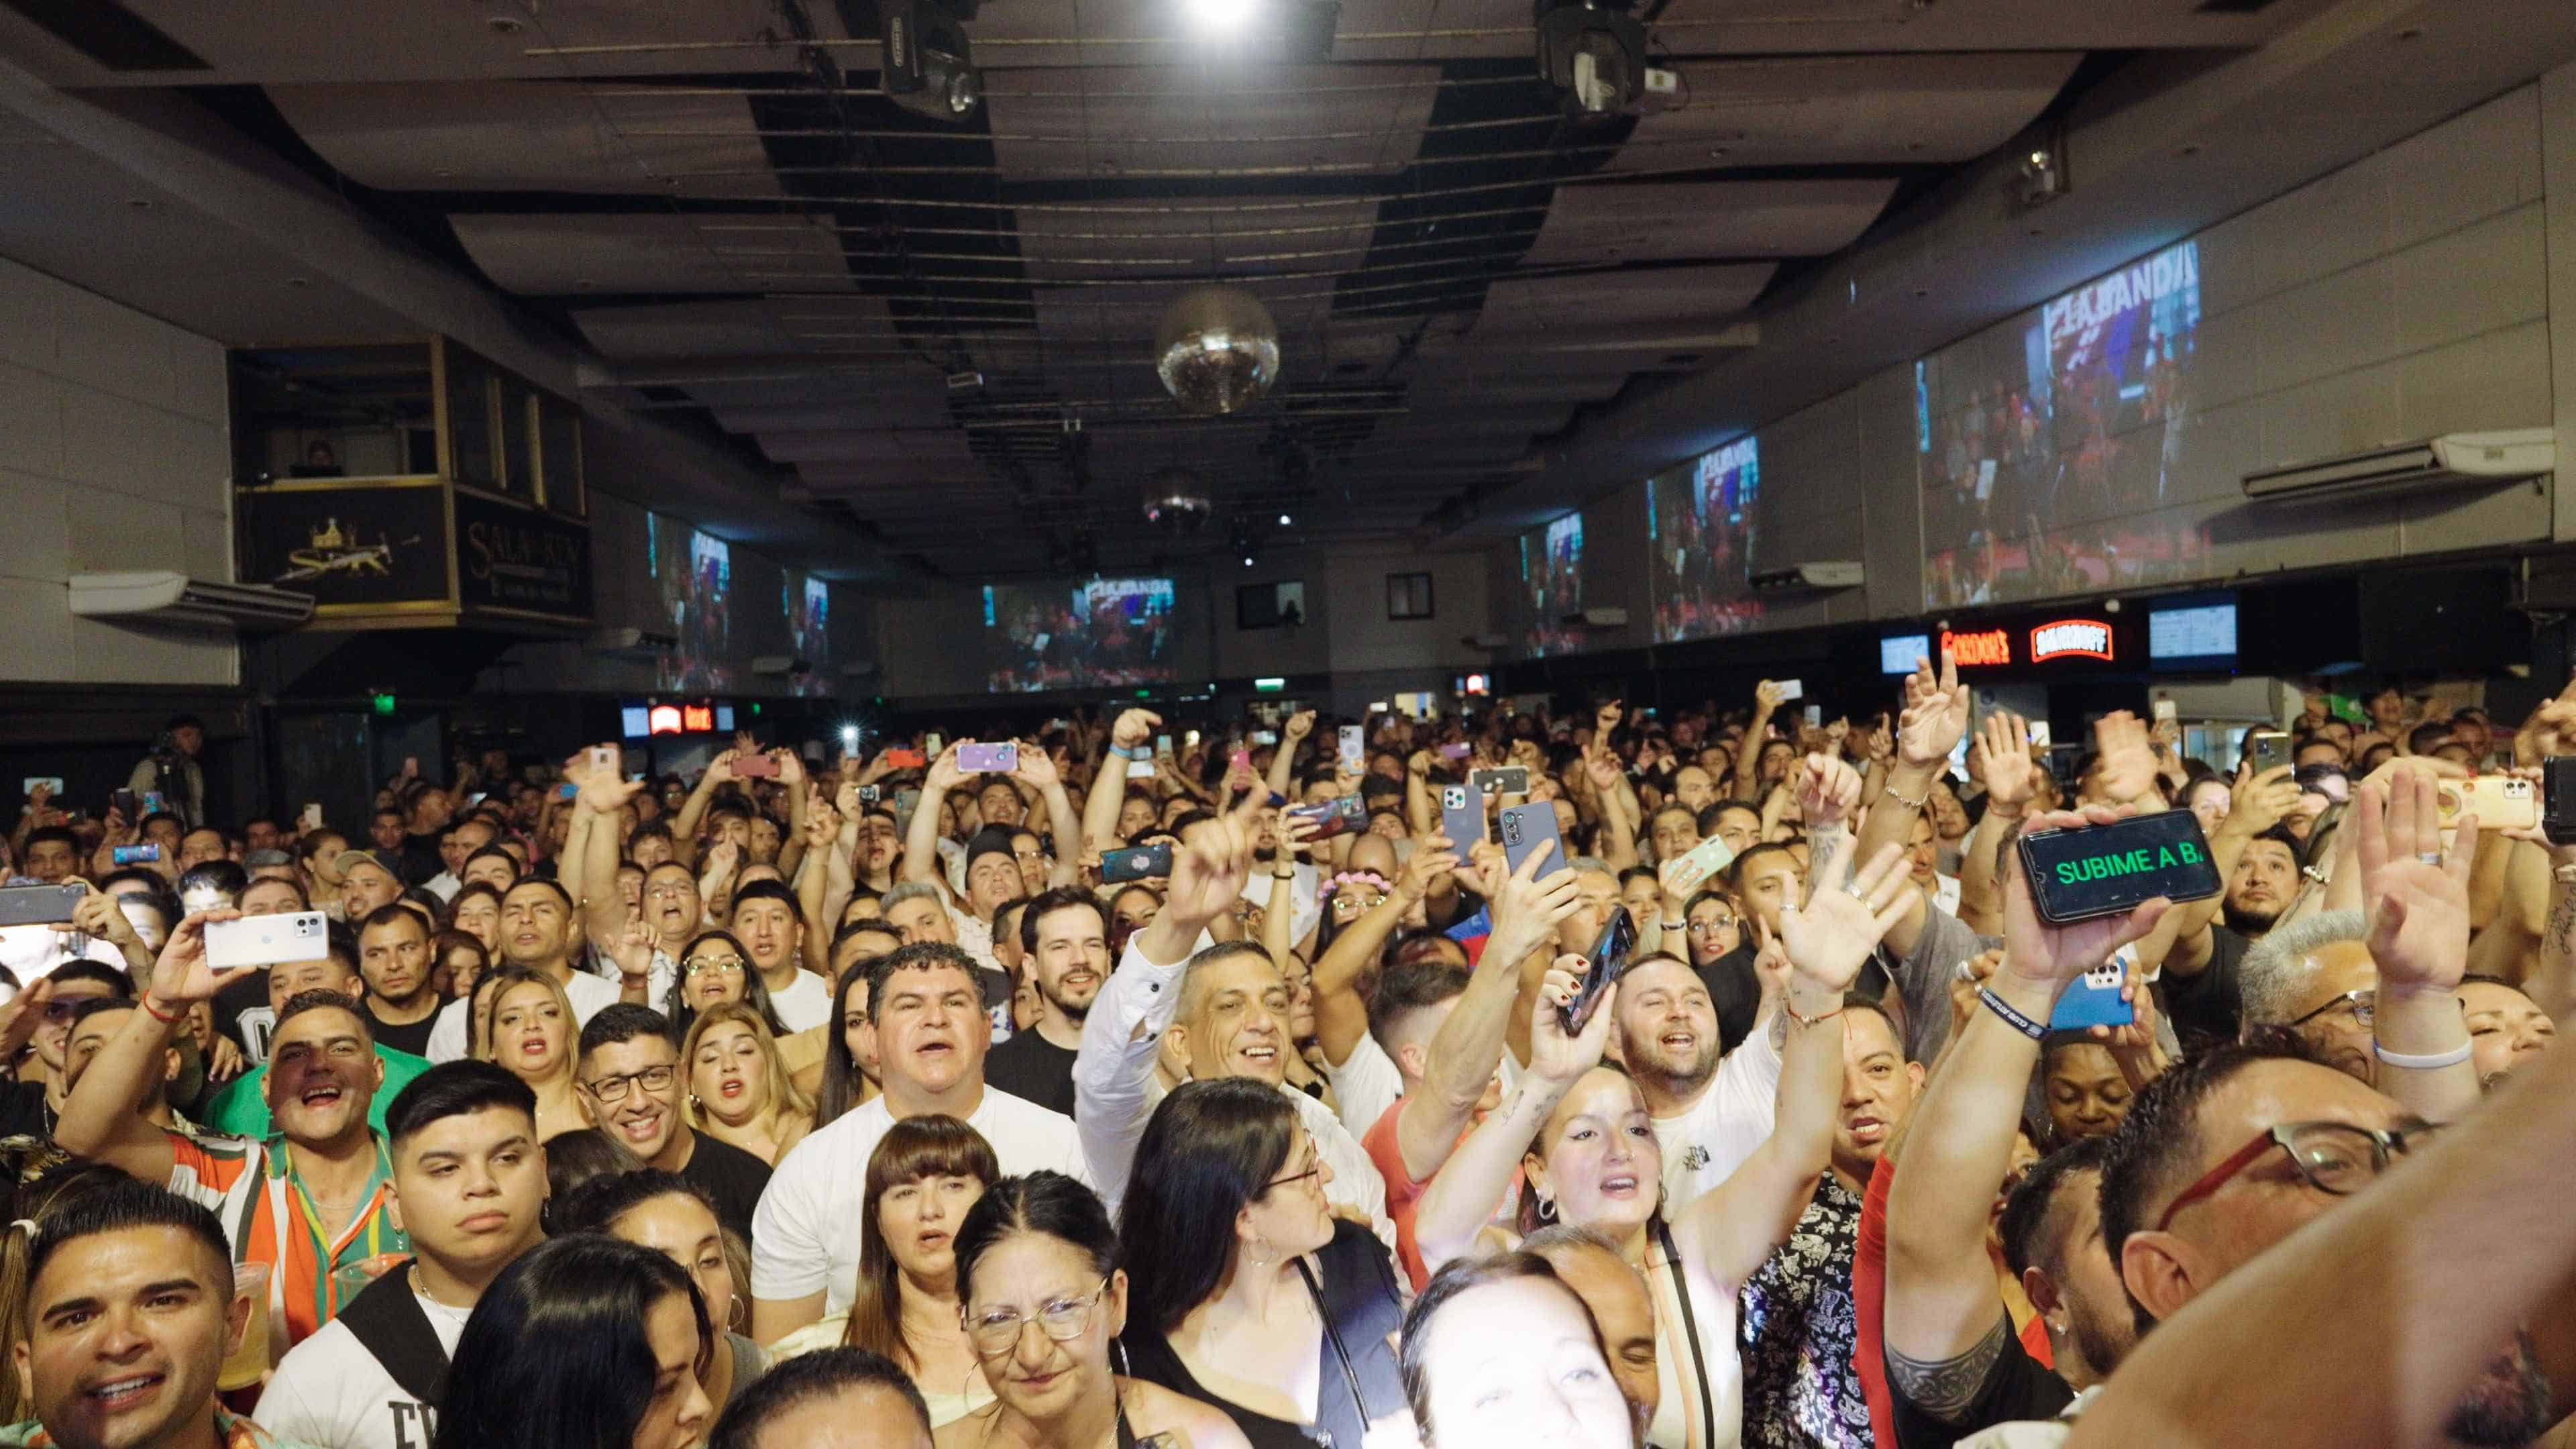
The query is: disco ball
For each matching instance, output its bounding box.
[1142,468,1214,533]
[1154,285,1281,416]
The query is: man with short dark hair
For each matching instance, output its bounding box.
[423,877,625,1062]
[575,1004,769,1243]
[354,906,440,1057]
[259,1063,550,1449]
[7,1178,301,1449]
[730,881,830,1031]
[333,851,404,924]
[19,825,78,884]
[200,940,431,1140]
[708,1347,932,1449]
[421,816,494,904]
[981,888,1108,1116]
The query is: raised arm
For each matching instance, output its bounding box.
[668,749,739,869]
[1957,712,2036,936]
[1732,681,1783,803]
[902,745,966,890]
[1269,711,1314,800]
[1311,833,1458,1069]
[2349,767,2481,1124]
[1083,710,1158,851]
[1885,808,2169,1415]
[568,749,641,948]
[1865,651,1970,961]
[773,751,813,880]
[1582,747,1639,873]
[58,910,258,1182]
[1011,742,1083,889]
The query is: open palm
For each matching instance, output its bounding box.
[1778,844,1913,992]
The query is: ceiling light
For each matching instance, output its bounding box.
[1278,513,1292,525]
[1186,0,1258,35]
[1244,555,1256,567]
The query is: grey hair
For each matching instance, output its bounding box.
[880,881,945,916]
[2235,908,2367,1027]
[1568,855,1615,880]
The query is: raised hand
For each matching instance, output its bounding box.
[0,978,54,1061]
[1485,845,1584,967]
[1110,708,1162,752]
[2229,763,2301,835]
[1794,753,1864,833]
[1582,746,1623,798]
[771,748,807,786]
[148,909,265,1008]
[1165,786,1266,932]
[1283,710,1317,743]
[1776,843,1914,993]
[1998,808,2172,991]
[1011,739,1063,791]
[1754,680,1784,714]
[1528,957,1617,1086]
[2353,767,2476,999]
[1397,833,1460,904]
[923,742,966,793]
[608,912,657,983]
[2516,680,2576,767]
[703,747,740,786]
[2090,712,2159,803]
[1976,711,2038,810]
[566,747,642,814]
[1896,650,1970,767]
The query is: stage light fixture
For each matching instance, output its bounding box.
[883,0,983,122]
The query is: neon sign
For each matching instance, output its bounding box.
[2031,619,2114,663]
[647,704,683,737]
[1941,628,2012,668]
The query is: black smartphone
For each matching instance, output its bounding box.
[2544,757,2576,845]
[2019,810,2223,924]
[1100,843,1172,883]
[1561,906,1637,1034]
[1470,766,1530,796]
[110,788,138,821]
[0,882,85,927]
[1498,803,1563,879]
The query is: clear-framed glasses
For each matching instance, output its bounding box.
[645,881,696,902]
[962,1277,1111,1355]
[2288,989,2374,1032]
[1686,912,1736,936]
[581,1064,677,1103]
[684,954,746,978]
[2155,1119,2435,1231]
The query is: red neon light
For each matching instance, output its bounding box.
[2030,619,2115,663]
[682,704,714,733]
[647,705,683,737]
[1942,628,2012,668]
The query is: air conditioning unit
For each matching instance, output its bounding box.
[1750,561,1864,594]
[587,627,680,657]
[68,572,313,631]
[1462,632,1510,650]
[751,655,812,678]
[2243,428,2555,504]
[1563,606,1629,627]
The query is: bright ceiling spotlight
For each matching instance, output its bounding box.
[1186,0,1258,35]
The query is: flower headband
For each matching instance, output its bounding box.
[1321,870,1392,904]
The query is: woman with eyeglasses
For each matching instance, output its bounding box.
[1678,890,1739,971]
[445,881,504,958]
[770,1117,999,1426]
[940,1171,1249,1449]
[480,967,588,1140]
[664,928,796,1039]
[684,1002,814,1166]
[1114,1078,1406,1449]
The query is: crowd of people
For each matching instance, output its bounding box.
[0,664,2572,1449]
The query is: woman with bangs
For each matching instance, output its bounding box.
[768,1115,1002,1428]
[683,1001,815,1166]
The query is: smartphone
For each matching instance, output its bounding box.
[1499,802,1564,879]
[957,742,1018,774]
[203,910,330,970]
[1285,796,1366,841]
[2547,759,2576,845]
[1337,725,1364,771]
[2028,721,2054,751]
[884,749,926,770]
[1803,705,1823,729]
[554,782,578,800]
[1156,735,1173,757]
[2048,958,2135,1031]
[142,792,167,815]
[1126,757,1158,780]
[111,789,140,821]
[1100,843,1172,883]
[858,785,881,805]
[1775,679,1804,702]
[1250,730,1279,747]
[1229,749,1253,774]
[1439,784,1486,851]
[2152,698,2178,722]
[1184,730,1201,748]
[1658,835,1737,902]
[300,802,323,832]
[20,777,62,798]
[1470,767,1530,796]
[733,753,780,779]
[2438,775,2539,833]
[0,883,85,927]
[111,843,162,865]
[2246,729,2292,775]
[924,733,945,757]
[894,787,922,818]
[1437,742,1473,761]
[2019,810,2223,924]
[1561,907,1638,1034]
[587,745,619,772]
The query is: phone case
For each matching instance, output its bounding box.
[204,911,329,970]
[2047,963,2135,1030]
[1776,679,1803,702]
[1287,796,1366,841]
[1472,767,1530,796]
[1338,727,1364,769]
[1100,845,1171,883]
[1562,907,1638,1034]
[1499,803,1563,879]
[1660,835,1737,900]
[1439,785,1486,851]
[2438,776,2540,832]
[0,883,84,927]
[957,743,1018,773]
[885,749,926,769]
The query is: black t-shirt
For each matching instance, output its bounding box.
[984,1028,1079,1118]
[2160,923,2251,1049]
[364,1000,439,1059]
[1884,1318,2073,1449]
[0,1078,48,1140]
[1695,944,1764,1056]
[398,834,443,886]
[213,972,273,1061]
[680,1131,773,1247]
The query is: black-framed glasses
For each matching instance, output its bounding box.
[2288,989,2375,1031]
[962,1278,1110,1354]
[2155,1119,2436,1232]
[683,955,745,978]
[581,1064,677,1103]
[1266,1137,1325,1193]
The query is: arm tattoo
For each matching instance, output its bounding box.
[2548,882,2576,957]
[1769,1006,1789,1051]
[1807,825,1849,897]
[1886,1313,2008,1421]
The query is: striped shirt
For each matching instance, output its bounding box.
[164,1129,409,1354]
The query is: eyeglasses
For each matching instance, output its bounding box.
[683,955,745,977]
[2154,1119,2436,1232]
[2288,989,2374,1031]
[1686,913,1736,934]
[581,1064,678,1103]
[962,1278,1110,1354]
[645,883,696,901]
[1266,1136,1325,1193]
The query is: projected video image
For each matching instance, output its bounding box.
[984,577,1177,692]
[649,515,732,690]
[1523,515,1585,657]
[786,574,831,697]
[1921,240,2211,608]
[1649,437,1766,643]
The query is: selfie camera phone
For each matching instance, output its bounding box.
[1561,907,1638,1035]
[1660,836,1737,902]
[1775,679,1804,702]
[957,742,1018,774]
[1285,796,1366,841]
[2246,730,2292,775]
[2047,958,2135,1031]
[2432,775,2537,833]
[1471,767,1530,796]
[20,777,61,799]
[0,883,85,927]
[2019,810,2222,925]
[1803,705,1823,729]
[111,844,161,865]
[1337,726,1365,771]
[1439,785,1486,851]
[1100,843,1172,883]
[1499,803,1564,879]
[1156,735,1174,757]
[924,734,945,757]
[858,785,881,805]
[733,753,779,779]
[203,911,329,971]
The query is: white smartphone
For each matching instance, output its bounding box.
[301,802,324,831]
[2152,698,2178,722]
[204,911,329,971]
[588,745,620,771]
[1803,705,1823,729]
[1127,758,1158,780]
[1338,725,1364,770]
[1775,678,1804,702]
[924,733,945,757]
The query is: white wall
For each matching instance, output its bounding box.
[0,257,236,685]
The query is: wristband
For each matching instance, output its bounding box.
[140,995,184,1025]
[2371,1038,2472,1070]
[1976,986,2047,1040]
[1660,920,1684,934]
[1882,782,1931,811]
[1109,743,1148,761]
[1786,998,1845,1028]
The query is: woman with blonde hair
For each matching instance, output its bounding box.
[769,1116,1000,1428]
[682,1002,815,1167]
[478,967,588,1139]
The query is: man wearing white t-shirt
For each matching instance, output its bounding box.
[1622,953,1785,1212]
[749,942,1087,1342]
[423,877,630,1063]
[258,1061,549,1449]
[729,879,832,1032]
[1076,788,1389,1234]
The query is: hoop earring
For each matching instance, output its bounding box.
[1116,1338,1132,1380]
[728,1293,745,1332]
[1246,1237,1275,1267]
[1535,1196,1558,1224]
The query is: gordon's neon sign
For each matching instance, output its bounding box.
[1941,628,2012,667]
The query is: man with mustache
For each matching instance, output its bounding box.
[60,910,409,1356]
[981,886,1109,1117]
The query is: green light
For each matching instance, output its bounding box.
[370,692,396,716]
[750,702,763,716]
[1135,688,1152,700]
[1253,677,1286,693]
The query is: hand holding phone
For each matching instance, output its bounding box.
[1561,908,1638,1034]
[1337,725,1365,771]
[957,741,1019,774]
[1100,843,1172,883]
[1439,784,1486,851]
[2018,810,2221,924]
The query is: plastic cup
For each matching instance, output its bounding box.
[217,1263,272,1391]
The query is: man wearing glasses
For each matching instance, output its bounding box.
[574,1004,770,1246]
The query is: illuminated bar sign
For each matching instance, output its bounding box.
[2031,619,2115,663]
[1941,628,2012,667]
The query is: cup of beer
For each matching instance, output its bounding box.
[216,1263,272,1391]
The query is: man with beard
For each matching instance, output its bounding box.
[980,887,1106,1116]
[201,942,431,1140]
[60,912,411,1355]
[424,878,627,1063]
[354,905,441,1057]
[1618,954,1788,1213]
[729,881,831,1032]
[2132,765,2302,1045]
[575,1004,769,1245]
[333,851,405,926]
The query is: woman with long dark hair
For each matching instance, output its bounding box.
[768,1116,999,1426]
[1400,1252,1636,1449]
[557,1171,771,1410]
[814,959,880,1129]
[938,1172,1247,1449]
[435,1234,715,1449]
[665,928,795,1038]
[1115,1078,1406,1449]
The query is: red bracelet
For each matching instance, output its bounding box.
[140,996,184,1024]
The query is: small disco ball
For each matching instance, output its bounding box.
[1154,285,1281,416]
[1142,469,1214,533]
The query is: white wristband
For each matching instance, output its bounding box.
[2371,1038,2472,1070]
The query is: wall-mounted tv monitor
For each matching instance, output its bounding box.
[1879,633,1932,675]
[2147,591,2238,671]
